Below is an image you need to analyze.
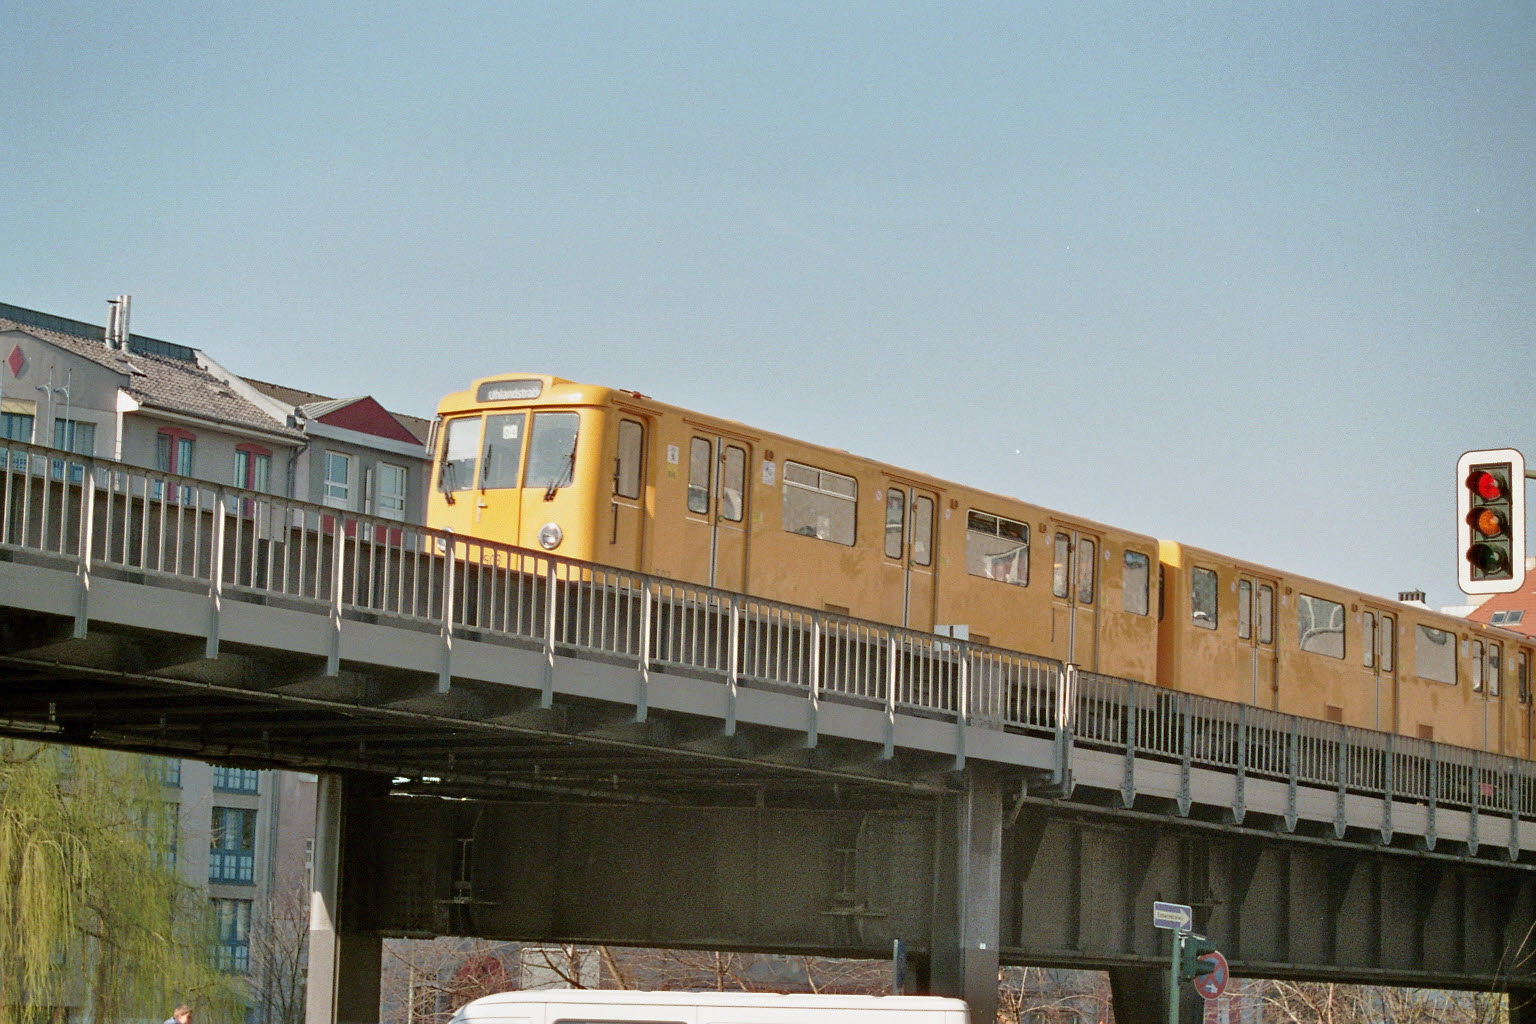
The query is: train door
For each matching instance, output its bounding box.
[681,432,751,591]
[1470,638,1503,752]
[1050,526,1099,669]
[881,481,938,630]
[1236,574,1278,707]
[607,414,648,569]
[1360,606,1397,731]
[1518,647,1533,758]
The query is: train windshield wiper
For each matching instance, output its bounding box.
[439,461,458,505]
[544,437,577,501]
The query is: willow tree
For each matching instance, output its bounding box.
[0,740,243,1023]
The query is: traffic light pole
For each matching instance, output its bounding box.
[1168,930,1183,1024]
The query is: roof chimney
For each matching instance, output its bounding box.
[105,295,130,350]
[1399,590,1427,605]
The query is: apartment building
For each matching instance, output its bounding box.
[0,297,430,1022]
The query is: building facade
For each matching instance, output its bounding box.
[0,297,430,1022]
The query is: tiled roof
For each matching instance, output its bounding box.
[245,377,432,445]
[0,311,300,441]
[1463,578,1536,639]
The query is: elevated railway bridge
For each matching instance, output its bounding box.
[0,441,1533,1024]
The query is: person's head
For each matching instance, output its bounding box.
[173,1006,192,1024]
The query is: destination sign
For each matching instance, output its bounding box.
[477,378,543,403]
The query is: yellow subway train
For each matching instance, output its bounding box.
[427,373,1534,760]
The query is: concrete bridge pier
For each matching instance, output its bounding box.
[926,767,1003,1023]
[307,773,385,1024]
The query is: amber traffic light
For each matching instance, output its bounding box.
[1457,449,1525,595]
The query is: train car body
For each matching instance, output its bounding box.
[428,374,1160,683]
[1158,541,1536,754]
[428,373,1535,764]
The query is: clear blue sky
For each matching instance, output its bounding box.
[6,1,1534,611]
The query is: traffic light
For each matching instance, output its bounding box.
[1179,932,1220,981]
[1457,449,1526,595]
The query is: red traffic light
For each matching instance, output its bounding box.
[1457,449,1526,595]
[1470,470,1507,502]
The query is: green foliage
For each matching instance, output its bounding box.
[0,741,243,1024]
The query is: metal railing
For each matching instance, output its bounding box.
[2,440,1532,838]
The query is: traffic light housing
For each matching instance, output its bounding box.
[1179,932,1220,981]
[1457,449,1525,595]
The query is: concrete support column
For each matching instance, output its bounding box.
[928,767,1003,1024]
[305,773,384,1024]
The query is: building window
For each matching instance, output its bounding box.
[156,428,195,475]
[235,444,272,492]
[0,409,34,443]
[376,462,407,520]
[210,806,257,885]
[155,428,196,502]
[212,897,252,972]
[322,451,353,508]
[213,766,260,793]
[781,461,856,545]
[50,418,95,482]
[966,510,1028,586]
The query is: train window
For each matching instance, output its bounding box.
[526,412,580,492]
[966,510,1027,586]
[1077,539,1096,603]
[781,461,856,545]
[1489,643,1502,697]
[1052,534,1071,598]
[615,420,644,499]
[1379,614,1395,671]
[1415,625,1456,685]
[1239,580,1253,640]
[1472,640,1485,692]
[1362,611,1375,667]
[1258,585,1274,645]
[480,413,525,490]
[912,495,934,566]
[885,490,905,559]
[1519,651,1531,704]
[1297,594,1345,659]
[721,445,746,522]
[687,438,711,514]
[438,416,482,493]
[1123,551,1149,615]
[1191,567,1218,629]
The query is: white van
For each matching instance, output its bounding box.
[447,990,971,1023]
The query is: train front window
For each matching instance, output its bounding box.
[526,412,580,493]
[438,417,481,494]
[480,413,525,490]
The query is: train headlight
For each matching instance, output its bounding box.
[537,522,564,551]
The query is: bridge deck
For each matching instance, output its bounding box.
[0,441,1530,858]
